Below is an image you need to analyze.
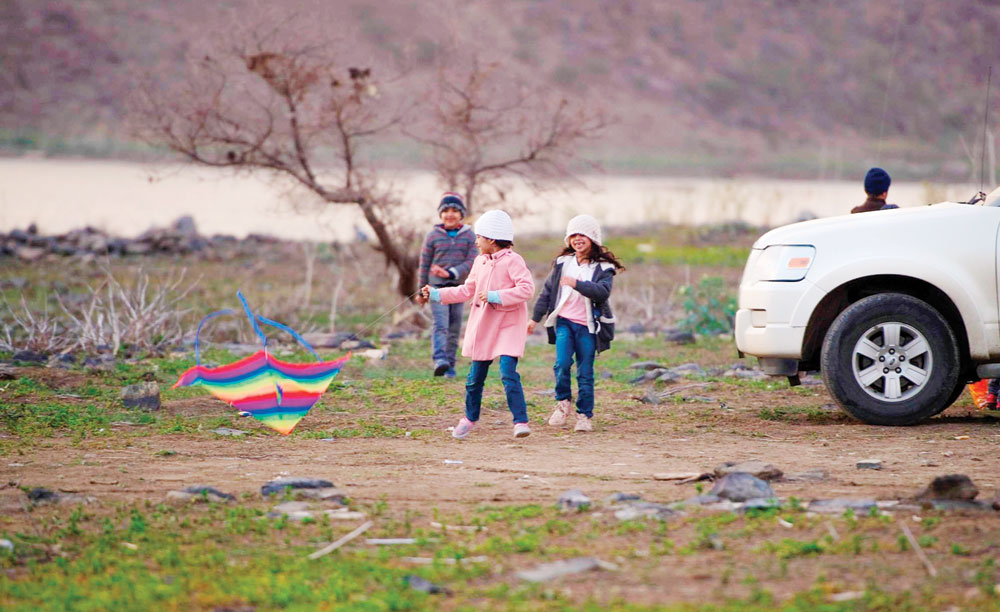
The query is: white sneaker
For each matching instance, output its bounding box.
[574,415,593,432]
[513,423,531,438]
[548,399,572,426]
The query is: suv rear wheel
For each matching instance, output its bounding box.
[821,293,959,425]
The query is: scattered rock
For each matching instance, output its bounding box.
[914,474,979,501]
[605,492,642,503]
[663,329,696,345]
[630,368,670,385]
[557,489,591,510]
[656,370,681,384]
[653,472,704,482]
[267,502,366,521]
[517,557,618,582]
[260,477,346,502]
[166,486,236,503]
[708,472,775,502]
[212,427,248,437]
[599,370,613,380]
[714,461,783,481]
[670,363,706,377]
[26,487,59,503]
[0,364,15,380]
[613,501,677,521]
[784,469,829,482]
[12,350,46,363]
[0,539,12,552]
[739,498,782,513]
[367,538,417,545]
[121,382,161,411]
[856,459,883,470]
[406,575,451,595]
[807,499,877,514]
[25,487,95,506]
[533,389,557,397]
[723,367,767,380]
[640,390,663,405]
[629,361,666,370]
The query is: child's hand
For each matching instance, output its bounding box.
[419,285,431,302]
[559,276,577,288]
[527,320,537,334]
[430,264,450,278]
[476,290,489,304]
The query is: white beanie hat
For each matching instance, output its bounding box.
[564,214,602,246]
[474,210,514,241]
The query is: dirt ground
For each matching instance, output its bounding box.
[4,373,1000,607]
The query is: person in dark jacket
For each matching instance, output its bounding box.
[851,167,899,213]
[529,214,624,432]
[415,192,477,377]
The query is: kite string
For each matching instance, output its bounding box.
[354,291,422,339]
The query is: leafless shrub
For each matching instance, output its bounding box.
[613,277,678,332]
[0,296,74,354]
[57,267,199,356]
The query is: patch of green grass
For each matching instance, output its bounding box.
[604,238,751,267]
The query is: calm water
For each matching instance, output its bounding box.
[0,159,979,242]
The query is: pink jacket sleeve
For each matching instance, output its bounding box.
[497,254,535,305]
[437,257,479,304]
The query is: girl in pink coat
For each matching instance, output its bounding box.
[421,210,536,439]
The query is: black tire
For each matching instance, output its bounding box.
[934,378,969,416]
[821,293,960,425]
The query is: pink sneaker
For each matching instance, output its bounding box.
[548,399,572,426]
[513,422,531,438]
[574,414,593,432]
[452,417,477,439]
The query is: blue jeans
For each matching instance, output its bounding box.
[431,301,463,368]
[554,317,596,418]
[465,355,528,424]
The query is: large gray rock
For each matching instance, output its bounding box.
[121,382,160,411]
[708,472,775,502]
[261,477,346,502]
[557,489,591,510]
[915,474,979,501]
[714,461,783,481]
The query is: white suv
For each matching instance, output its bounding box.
[735,188,1000,425]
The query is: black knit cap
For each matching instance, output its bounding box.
[864,167,891,195]
[438,192,466,217]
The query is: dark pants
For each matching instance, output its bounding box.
[465,355,528,424]
[430,301,463,368]
[554,317,597,418]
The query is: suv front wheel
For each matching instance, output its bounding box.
[821,293,960,425]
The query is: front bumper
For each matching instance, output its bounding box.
[734,310,806,359]
[734,277,826,359]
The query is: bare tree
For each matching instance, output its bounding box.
[414,57,608,214]
[132,29,422,298]
[133,26,605,300]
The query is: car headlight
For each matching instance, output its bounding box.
[743,245,816,283]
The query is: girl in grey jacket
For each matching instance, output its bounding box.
[529,215,624,432]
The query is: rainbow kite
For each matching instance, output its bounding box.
[173,292,350,434]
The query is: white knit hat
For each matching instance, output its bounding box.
[474,210,514,241]
[564,214,602,246]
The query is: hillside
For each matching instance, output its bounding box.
[2,0,999,180]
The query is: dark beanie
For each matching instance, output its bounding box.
[438,192,466,217]
[864,167,891,195]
